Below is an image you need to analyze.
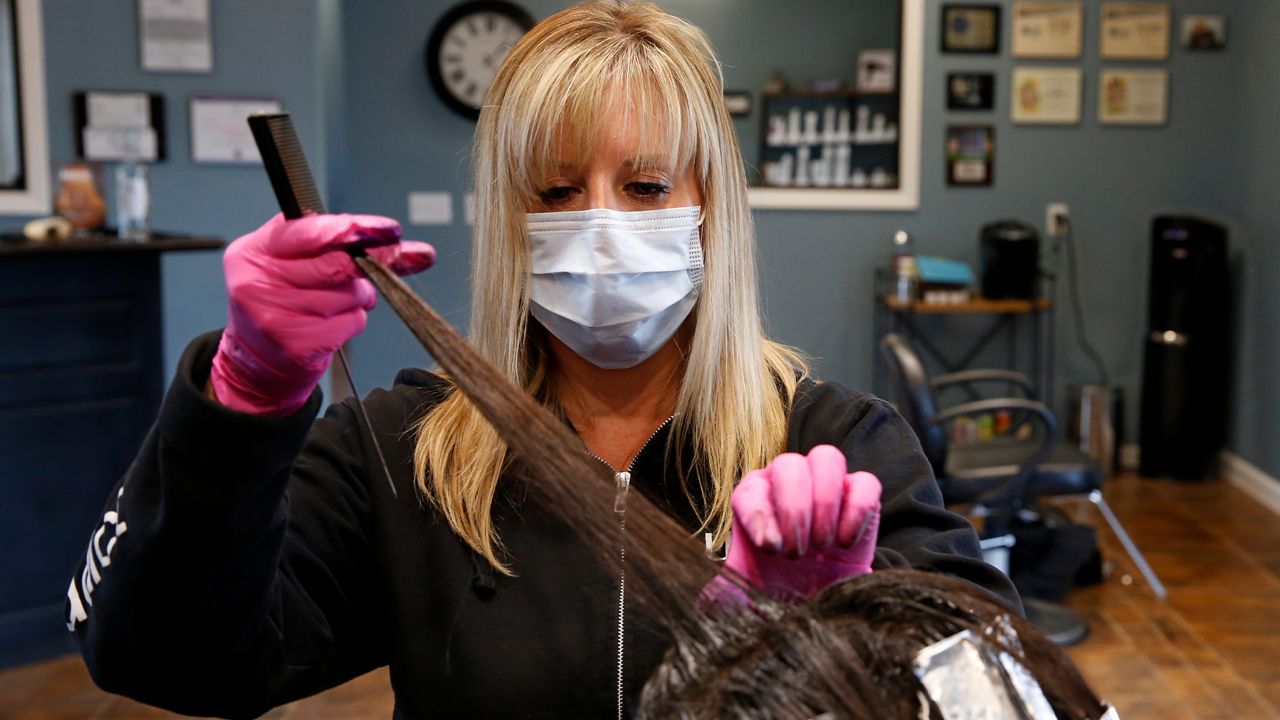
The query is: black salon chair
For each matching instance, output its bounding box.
[878,333,1167,643]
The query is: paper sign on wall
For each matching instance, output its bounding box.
[139,0,213,73]
[189,96,282,163]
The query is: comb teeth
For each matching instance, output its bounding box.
[249,113,326,218]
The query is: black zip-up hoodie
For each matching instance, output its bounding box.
[67,332,1018,719]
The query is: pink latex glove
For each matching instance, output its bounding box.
[719,445,882,602]
[210,213,435,416]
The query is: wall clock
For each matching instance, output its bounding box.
[425,1,536,121]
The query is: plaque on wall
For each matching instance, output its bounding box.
[1011,1,1083,58]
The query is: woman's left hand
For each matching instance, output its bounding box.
[720,445,882,601]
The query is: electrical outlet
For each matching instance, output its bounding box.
[1046,203,1070,238]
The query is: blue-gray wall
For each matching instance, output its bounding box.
[8,1,1275,478]
[1229,0,1279,477]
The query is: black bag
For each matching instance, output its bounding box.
[1008,504,1103,602]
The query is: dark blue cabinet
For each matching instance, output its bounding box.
[0,235,220,668]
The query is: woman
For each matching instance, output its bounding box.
[68,2,1017,717]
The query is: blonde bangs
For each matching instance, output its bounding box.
[495,20,710,206]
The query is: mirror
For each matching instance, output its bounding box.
[0,0,50,214]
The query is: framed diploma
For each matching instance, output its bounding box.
[946,125,994,186]
[941,5,1001,54]
[1011,2,1083,58]
[1099,69,1168,125]
[1011,67,1082,125]
[1100,2,1171,60]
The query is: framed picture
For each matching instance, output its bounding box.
[138,0,213,73]
[941,4,1001,54]
[946,125,994,186]
[188,96,283,164]
[1099,69,1168,125]
[73,91,166,162]
[1011,1,1083,58]
[1100,2,1171,60]
[1011,67,1082,125]
[723,91,752,117]
[1182,15,1226,50]
[947,72,995,111]
[856,49,897,92]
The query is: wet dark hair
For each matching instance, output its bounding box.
[360,257,1107,720]
[638,569,1107,719]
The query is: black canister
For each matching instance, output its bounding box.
[980,220,1040,299]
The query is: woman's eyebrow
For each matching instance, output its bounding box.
[623,155,674,171]
[543,159,577,175]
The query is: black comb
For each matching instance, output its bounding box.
[248,113,327,218]
[247,111,397,498]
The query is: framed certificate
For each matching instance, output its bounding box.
[1011,67,1082,125]
[1100,2,1171,60]
[1099,69,1168,125]
[941,5,1001,54]
[1011,2,1083,58]
[73,91,166,162]
[188,96,283,164]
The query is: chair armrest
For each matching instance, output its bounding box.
[927,398,1059,506]
[930,369,1039,400]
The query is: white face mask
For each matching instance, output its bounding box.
[526,205,704,369]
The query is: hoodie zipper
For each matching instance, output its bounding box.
[587,416,673,720]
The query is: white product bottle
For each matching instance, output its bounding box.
[837,108,851,142]
[776,153,794,187]
[803,111,819,144]
[115,128,150,241]
[834,144,851,187]
[767,115,786,146]
[794,146,811,187]
[787,107,802,145]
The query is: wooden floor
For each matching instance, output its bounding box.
[1,472,1278,719]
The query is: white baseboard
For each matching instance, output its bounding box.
[1220,451,1280,517]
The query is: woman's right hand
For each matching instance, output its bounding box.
[209,213,435,415]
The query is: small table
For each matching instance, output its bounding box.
[0,231,222,667]
[873,271,1055,403]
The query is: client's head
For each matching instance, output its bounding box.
[638,568,1110,720]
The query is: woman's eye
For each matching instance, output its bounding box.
[627,182,671,200]
[539,186,578,205]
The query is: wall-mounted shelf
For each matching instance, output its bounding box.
[747,0,922,212]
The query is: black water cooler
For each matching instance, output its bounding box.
[1138,216,1230,479]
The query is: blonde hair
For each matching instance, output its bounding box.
[413,0,808,573]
